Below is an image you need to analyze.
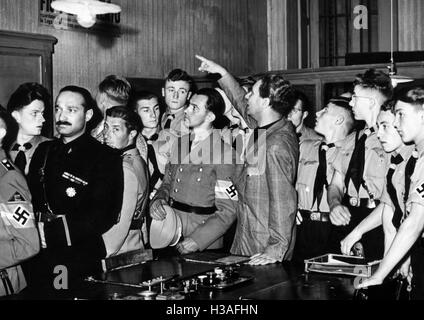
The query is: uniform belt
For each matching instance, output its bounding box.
[37,211,63,223]
[169,198,216,215]
[299,210,330,222]
[343,195,380,208]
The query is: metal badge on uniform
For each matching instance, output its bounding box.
[62,172,88,186]
[66,187,77,198]
[349,197,358,207]
[1,159,14,171]
[8,191,25,203]
[415,182,424,199]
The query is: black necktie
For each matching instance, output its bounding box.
[12,142,32,173]
[164,114,175,129]
[313,142,335,211]
[143,134,162,192]
[345,128,374,192]
[387,154,404,230]
[391,151,418,229]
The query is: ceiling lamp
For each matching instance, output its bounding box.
[51,0,121,29]
[387,0,413,87]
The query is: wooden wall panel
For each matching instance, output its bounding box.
[398,0,424,51]
[0,0,267,99]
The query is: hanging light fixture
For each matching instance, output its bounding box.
[51,0,121,29]
[387,0,413,87]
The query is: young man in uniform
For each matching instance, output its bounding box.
[341,101,416,262]
[27,86,124,292]
[150,88,240,254]
[161,69,194,136]
[7,83,51,175]
[289,90,322,145]
[357,87,424,299]
[196,55,299,266]
[328,69,392,261]
[91,75,132,142]
[102,106,149,257]
[294,96,355,262]
[0,107,40,297]
[130,91,172,198]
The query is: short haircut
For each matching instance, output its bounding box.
[196,88,229,129]
[98,75,131,105]
[258,75,298,117]
[58,85,96,112]
[353,69,393,100]
[165,68,195,92]
[237,76,256,92]
[394,86,424,110]
[380,99,396,114]
[329,96,355,133]
[7,82,51,113]
[128,90,159,112]
[106,105,142,133]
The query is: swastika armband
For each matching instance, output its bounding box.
[0,203,35,229]
[416,182,424,199]
[215,180,238,201]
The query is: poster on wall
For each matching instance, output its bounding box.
[39,0,121,36]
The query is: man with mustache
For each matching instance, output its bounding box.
[27,86,124,293]
[7,83,51,175]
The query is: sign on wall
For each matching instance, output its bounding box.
[39,0,121,36]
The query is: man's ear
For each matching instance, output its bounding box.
[85,109,94,123]
[261,97,271,110]
[187,91,193,101]
[11,110,21,123]
[302,111,309,122]
[335,114,345,126]
[206,111,216,124]
[129,129,137,142]
[162,88,165,98]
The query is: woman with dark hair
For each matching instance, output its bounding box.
[7,82,51,175]
[149,87,242,255]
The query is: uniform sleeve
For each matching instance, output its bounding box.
[218,73,257,129]
[102,164,138,257]
[406,159,424,209]
[66,151,124,244]
[0,173,40,269]
[264,142,298,261]
[189,162,240,251]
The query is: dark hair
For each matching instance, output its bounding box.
[7,82,51,113]
[128,91,159,112]
[394,86,424,109]
[293,89,316,128]
[98,75,131,105]
[58,85,96,112]
[106,105,142,133]
[196,88,229,129]
[258,75,297,117]
[380,99,396,114]
[353,69,393,100]
[237,76,256,92]
[0,105,8,130]
[165,69,195,92]
[328,96,352,110]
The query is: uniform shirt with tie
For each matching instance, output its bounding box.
[161,108,189,137]
[0,148,39,296]
[332,127,389,201]
[103,146,149,257]
[9,136,50,175]
[297,137,347,212]
[153,132,241,251]
[379,145,416,229]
